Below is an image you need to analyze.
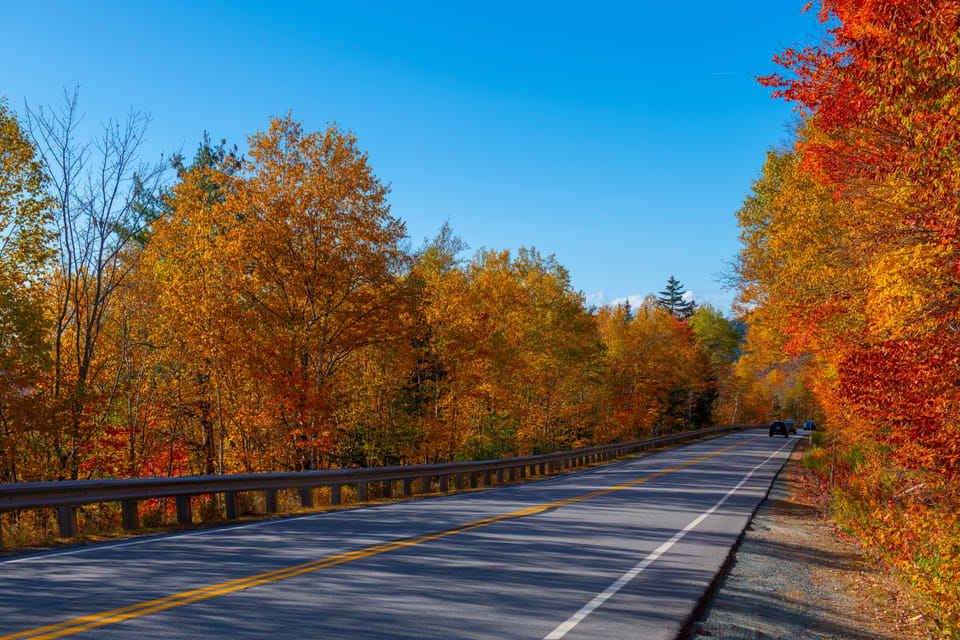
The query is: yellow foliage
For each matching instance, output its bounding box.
[866,241,954,339]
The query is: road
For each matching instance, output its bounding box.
[0,430,796,640]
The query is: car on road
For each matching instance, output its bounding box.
[785,419,797,434]
[803,420,817,431]
[769,420,789,437]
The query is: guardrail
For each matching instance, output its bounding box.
[0,424,758,540]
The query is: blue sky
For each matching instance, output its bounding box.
[2,1,823,314]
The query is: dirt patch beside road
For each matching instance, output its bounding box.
[684,438,932,640]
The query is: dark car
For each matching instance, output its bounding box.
[769,420,789,437]
[803,420,817,431]
[785,419,797,434]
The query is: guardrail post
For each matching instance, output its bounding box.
[225,491,238,519]
[470,471,479,489]
[403,478,413,497]
[519,465,526,479]
[496,468,504,485]
[508,467,516,482]
[299,487,314,508]
[539,462,547,475]
[382,480,392,499]
[455,473,465,491]
[122,499,138,530]
[357,482,368,503]
[176,496,192,524]
[439,474,448,492]
[57,506,77,538]
[330,485,341,506]
[265,489,278,513]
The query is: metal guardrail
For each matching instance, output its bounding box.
[0,424,758,539]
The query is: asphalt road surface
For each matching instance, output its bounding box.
[0,430,796,640]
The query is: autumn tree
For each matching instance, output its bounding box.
[688,306,744,424]
[597,297,711,438]
[24,89,167,480]
[464,248,603,455]
[125,134,245,477]
[150,115,408,472]
[0,99,55,482]
[339,222,469,466]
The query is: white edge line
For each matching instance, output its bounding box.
[543,439,793,640]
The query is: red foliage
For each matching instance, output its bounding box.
[763,1,960,235]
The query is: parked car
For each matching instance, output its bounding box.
[803,420,817,431]
[769,420,789,437]
[785,419,797,434]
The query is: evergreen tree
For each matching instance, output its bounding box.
[656,276,696,320]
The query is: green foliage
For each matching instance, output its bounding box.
[689,306,741,366]
[802,446,828,475]
[810,429,826,447]
[462,413,519,461]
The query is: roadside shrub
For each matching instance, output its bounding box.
[810,429,826,446]
[820,441,960,638]
[802,443,829,475]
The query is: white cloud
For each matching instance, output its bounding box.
[687,290,737,316]
[592,289,737,317]
[584,290,607,307]
[603,293,650,310]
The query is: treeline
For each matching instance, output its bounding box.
[739,1,960,634]
[1,96,770,486]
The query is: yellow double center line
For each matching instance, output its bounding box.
[3,436,761,639]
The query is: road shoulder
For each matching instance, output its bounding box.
[683,437,931,640]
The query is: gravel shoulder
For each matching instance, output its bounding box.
[683,437,932,640]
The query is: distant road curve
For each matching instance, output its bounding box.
[0,430,796,640]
